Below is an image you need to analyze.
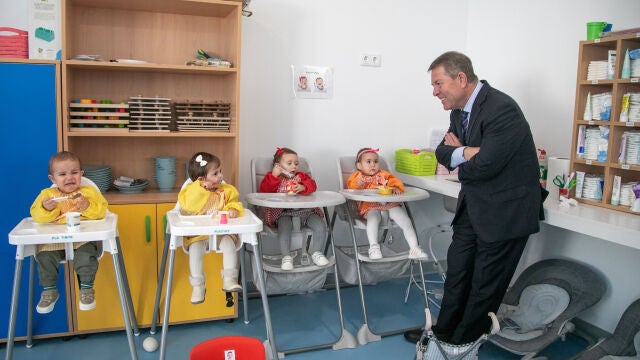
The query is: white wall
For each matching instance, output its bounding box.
[239,0,640,333]
[240,0,640,194]
[239,0,468,194]
[467,0,640,158]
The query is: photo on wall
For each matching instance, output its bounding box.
[291,65,333,99]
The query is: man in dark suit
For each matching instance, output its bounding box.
[405,51,542,345]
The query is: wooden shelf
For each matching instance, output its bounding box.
[0,58,59,64]
[60,0,242,333]
[66,130,236,137]
[61,0,242,193]
[68,0,239,17]
[570,33,640,215]
[64,60,238,75]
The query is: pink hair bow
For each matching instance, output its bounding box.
[357,147,379,161]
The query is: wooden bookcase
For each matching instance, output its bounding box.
[570,33,640,214]
[61,0,242,205]
[59,0,243,331]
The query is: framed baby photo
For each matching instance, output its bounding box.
[291,65,333,99]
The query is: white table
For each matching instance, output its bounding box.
[396,173,640,250]
[338,186,431,344]
[151,209,266,360]
[6,213,138,360]
[245,190,357,357]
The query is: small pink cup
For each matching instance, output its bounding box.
[219,211,228,224]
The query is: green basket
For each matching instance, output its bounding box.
[395,149,437,176]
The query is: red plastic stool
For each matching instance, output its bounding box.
[190,336,266,360]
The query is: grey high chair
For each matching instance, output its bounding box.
[335,155,430,345]
[246,156,357,356]
[404,193,456,308]
[249,157,330,285]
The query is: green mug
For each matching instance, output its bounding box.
[587,22,607,40]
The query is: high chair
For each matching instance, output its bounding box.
[335,155,430,345]
[404,194,456,308]
[249,157,328,278]
[6,177,139,360]
[150,178,250,331]
[37,177,138,339]
[246,157,357,356]
[150,178,266,360]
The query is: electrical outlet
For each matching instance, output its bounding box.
[360,53,381,67]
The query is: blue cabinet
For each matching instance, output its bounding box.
[0,62,66,340]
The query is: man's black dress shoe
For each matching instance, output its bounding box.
[403,328,426,344]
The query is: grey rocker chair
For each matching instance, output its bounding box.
[489,258,607,360]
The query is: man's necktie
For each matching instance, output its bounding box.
[460,110,469,142]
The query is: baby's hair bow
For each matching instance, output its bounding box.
[276,147,284,155]
[357,147,380,161]
[195,154,207,167]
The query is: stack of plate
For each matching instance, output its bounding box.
[174,101,231,132]
[623,131,640,165]
[113,179,148,194]
[128,96,172,132]
[155,156,176,192]
[83,165,112,193]
[581,174,604,200]
[587,60,608,80]
[583,127,602,160]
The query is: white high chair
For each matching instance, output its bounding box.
[45,177,139,335]
[49,177,139,335]
[335,155,430,345]
[150,178,252,334]
[6,177,139,360]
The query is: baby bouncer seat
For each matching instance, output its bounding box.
[489,258,607,360]
[570,297,640,360]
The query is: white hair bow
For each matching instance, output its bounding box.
[195,154,207,167]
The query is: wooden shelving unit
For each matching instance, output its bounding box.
[61,0,242,200]
[59,0,242,331]
[570,32,640,214]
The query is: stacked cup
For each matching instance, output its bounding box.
[155,156,176,192]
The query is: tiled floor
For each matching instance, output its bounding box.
[0,276,590,359]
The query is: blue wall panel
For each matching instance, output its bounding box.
[0,63,68,339]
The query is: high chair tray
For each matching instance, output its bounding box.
[9,215,116,245]
[178,214,214,220]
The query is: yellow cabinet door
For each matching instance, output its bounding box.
[75,204,159,332]
[156,204,237,324]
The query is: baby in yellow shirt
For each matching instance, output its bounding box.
[30,151,108,314]
[178,152,244,304]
